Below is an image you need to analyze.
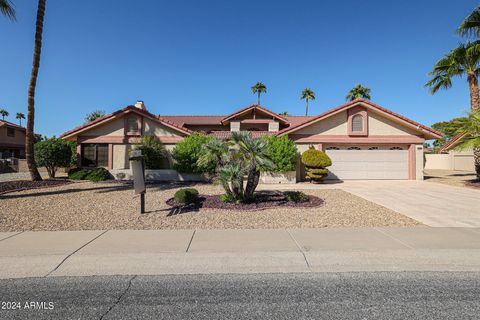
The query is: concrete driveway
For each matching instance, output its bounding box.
[340,180,480,227]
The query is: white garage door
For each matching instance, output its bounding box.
[325,149,409,180]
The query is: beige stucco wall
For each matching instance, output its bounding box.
[294,111,347,135]
[82,117,125,136]
[415,144,424,180]
[0,127,26,146]
[425,151,474,171]
[112,144,130,170]
[368,111,418,136]
[143,118,183,137]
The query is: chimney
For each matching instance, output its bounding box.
[134,100,146,110]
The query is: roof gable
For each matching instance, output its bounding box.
[221,104,289,125]
[278,99,443,139]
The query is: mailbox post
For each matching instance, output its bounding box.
[129,150,146,214]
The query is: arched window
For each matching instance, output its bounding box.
[347,146,361,150]
[326,146,340,150]
[126,116,139,133]
[351,115,363,132]
[389,146,403,150]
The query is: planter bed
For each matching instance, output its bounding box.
[0,179,72,195]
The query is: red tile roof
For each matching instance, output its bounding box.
[0,120,25,130]
[160,115,224,126]
[440,132,466,152]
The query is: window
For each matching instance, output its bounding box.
[81,144,108,167]
[351,115,363,132]
[347,146,361,150]
[126,116,139,133]
[389,146,403,150]
[326,146,340,150]
[368,146,379,150]
[6,128,15,137]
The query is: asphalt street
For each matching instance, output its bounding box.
[0,272,479,320]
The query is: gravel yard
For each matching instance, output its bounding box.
[0,182,420,231]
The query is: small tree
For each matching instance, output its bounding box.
[172,133,213,173]
[301,88,316,116]
[85,110,106,123]
[0,109,8,120]
[16,112,25,127]
[251,82,267,105]
[264,135,298,173]
[301,148,332,183]
[346,84,371,101]
[133,136,166,169]
[34,137,75,178]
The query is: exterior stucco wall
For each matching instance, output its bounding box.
[368,111,418,136]
[112,143,176,170]
[425,150,474,171]
[143,118,183,137]
[82,117,125,136]
[415,144,424,180]
[0,127,26,146]
[293,111,347,135]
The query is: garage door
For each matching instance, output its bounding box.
[325,149,409,180]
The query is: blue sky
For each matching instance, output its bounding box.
[0,0,478,137]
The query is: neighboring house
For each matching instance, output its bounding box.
[61,99,442,180]
[425,133,475,172]
[0,120,26,159]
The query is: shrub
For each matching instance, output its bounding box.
[133,136,167,169]
[174,188,199,204]
[263,136,298,173]
[301,148,332,183]
[68,167,112,182]
[284,191,309,203]
[34,137,75,178]
[172,133,213,173]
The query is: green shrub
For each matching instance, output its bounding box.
[301,149,332,167]
[172,133,213,173]
[68,167,112,182]
[34,137,75,178]
[133,136,167,169]
[263,136,298,173]
[301,148,332,183]
[220,193,234,203]
[174,188,199,204]
[284,191,309,203]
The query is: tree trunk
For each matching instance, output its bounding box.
[244,163,257,199]
[305,99,309,116]
[468,73,480,112]
[25,0,46,182]
[474,147,480,180]
[257,92,260,105]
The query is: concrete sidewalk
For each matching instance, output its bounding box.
[0,228,479,279]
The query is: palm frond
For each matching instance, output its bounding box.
[424,74,453,94]
[0,0,16,21]
[458,6,480,37]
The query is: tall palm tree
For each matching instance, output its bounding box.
[458,6,480,37]
[251,82,267,105]
[0,0,15,21]
[425,42,480,112]
[300,88,315,116]
[0,109,8,120]
[25,0,46,181]
[16,112,25,126]
[455,111,480,179]
[346,84,371,101]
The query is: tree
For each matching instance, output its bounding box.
[455,111,480,179]
[251,82,267,105]
[431,117,469,150]
[85,110,106,123]
[346,84,371,101]
[172,133,213,173]
[15,112,25,126]
[133,136,166,169]
[263,135,298,173]
[0,109,8,120]
[425,42,480,112]
[25,0,46,181]
[278,111,289,116]
[300,88,315,116]
[0,0,16,21]
[34,137,75,178]
[458,6,480,37]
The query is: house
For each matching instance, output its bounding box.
[60,99,442,180]
[425,133,475,172]
[0,120,26,159]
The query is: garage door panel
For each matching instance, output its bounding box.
[325,149,408,180]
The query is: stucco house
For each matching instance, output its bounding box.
[0,120,26,159]
[60,99,442,181]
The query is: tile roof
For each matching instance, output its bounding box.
[440,132,467,152]
[221,104,289,124]
[0,120,25,130]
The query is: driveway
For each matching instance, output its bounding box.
[340,180,480,227]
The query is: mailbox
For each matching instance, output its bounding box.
[129,149,146,213]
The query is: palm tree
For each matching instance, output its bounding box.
[346,84,371,101]
[0,109,8,120]
[251,82,267,105]
[455,111,480,179]
[301,88,315,116]
[0,0,16,21]
[16,112,25,126]
[425,42,480,112]
[458,6,480,37]
[25,0,46,181]
[278,111,289,116]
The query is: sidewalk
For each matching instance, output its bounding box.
[1,227,480,279]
